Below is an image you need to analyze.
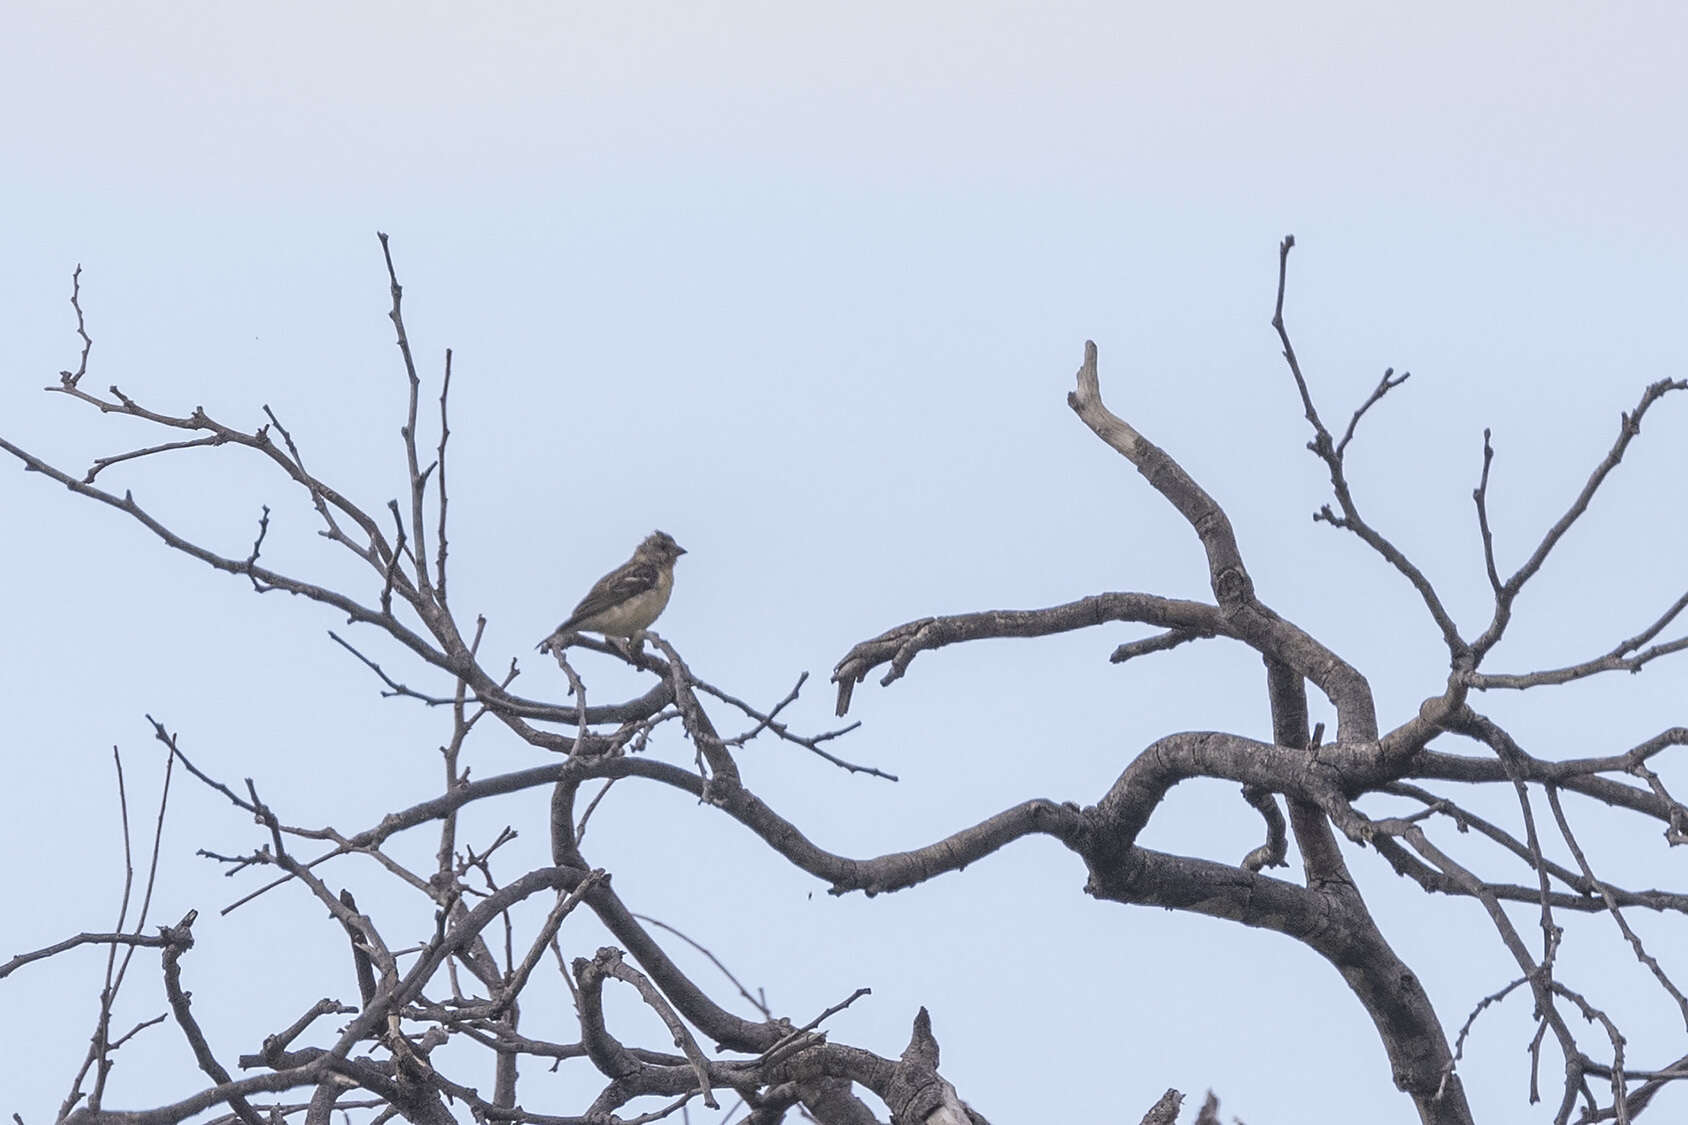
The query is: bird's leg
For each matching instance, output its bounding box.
[616,632,647,662]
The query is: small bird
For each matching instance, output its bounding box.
[537,530,686,656]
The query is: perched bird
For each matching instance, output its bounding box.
[537,531,686,655]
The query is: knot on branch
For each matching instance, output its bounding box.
[1215,568,1252,607]
[884,1008,980,1124]
[160,909,199,950]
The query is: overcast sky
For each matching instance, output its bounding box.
[4,4,1687,1122]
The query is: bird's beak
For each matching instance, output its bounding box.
[674,546,687,556]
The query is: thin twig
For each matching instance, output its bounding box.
[1467,586,1688,690]
[1109,626,1214,664]
[1437,976,1528,1101]
[244,505,272,592]
[1472,376,1687,659]
[434,349,453,606]
[381,499,406,616]
[84,434,230,483]
[1545,785,1688,1029]
[56,264,93,388]
[696,674,886,780]
[61,748,136,1117]
[1473,428,1503,597]
[1336,366,1412,458]
[0,932,174,981]
[1270,234,1467,657]
[575,779,617,847]
[261,404,350,546]
[378,231,433,599]
[492,871,604,1018]
[329,630,454,705]
[631,914,775,1019]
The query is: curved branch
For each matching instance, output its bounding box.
[560,756,1090,898]
[575,947,719,1110]
[1068,340,1381,740]
[835,338,1382,742]
[579,877,791,1055]
[832,592,1224,715]
[1086,845,1471,1120]
[1091,731,1377,853]
[1068,340,1250,607]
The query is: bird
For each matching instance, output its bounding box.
[537,530,686,656]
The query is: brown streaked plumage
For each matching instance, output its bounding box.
[537,531,685,654]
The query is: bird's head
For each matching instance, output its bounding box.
[639,530,686,562]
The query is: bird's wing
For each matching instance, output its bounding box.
[555,557,663,633]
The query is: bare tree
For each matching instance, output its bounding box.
[3,235,1685,1125]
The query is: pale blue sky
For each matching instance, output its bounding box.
[4,4,1687,1122]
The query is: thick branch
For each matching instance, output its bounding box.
[1085,846,1471,1122]
[833,592,1224,715]
[1068,339,1251,607]
[1265,657,1353,886]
